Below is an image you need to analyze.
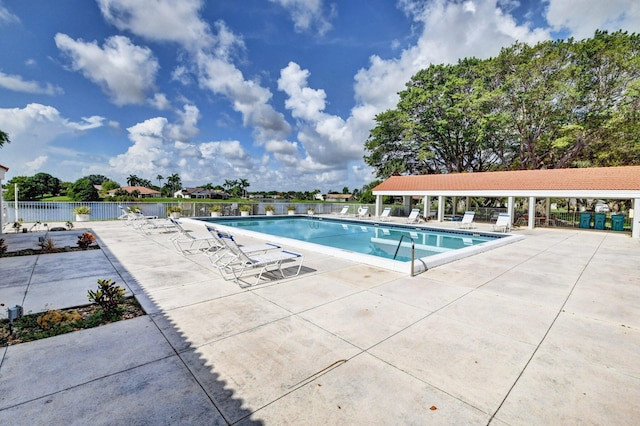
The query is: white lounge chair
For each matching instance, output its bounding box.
[378,207,392,222]
[406,208,421,223]
[128,208,176,234]
[457,211,476,229]
[168,218,220,255]
[492,213,511,232]
[357,206,369,218]
[211,230,303,286]
[337,206,350,216]
[203,226,283,268]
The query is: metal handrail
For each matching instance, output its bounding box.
[393,233,416,276]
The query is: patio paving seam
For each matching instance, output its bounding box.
[0,354,178,412]
[487,231,608,424]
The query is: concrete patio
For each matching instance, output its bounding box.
[1,219,639,424]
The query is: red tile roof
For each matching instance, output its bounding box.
[373,166,640,193]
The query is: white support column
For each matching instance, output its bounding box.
[375,195,383,217]
[507,196,515,227]
[437,196,445,222]
[424,196,431,219]
[528,196,536,229]
[632,198,640,239]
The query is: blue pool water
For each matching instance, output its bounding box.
[200,216,501,262]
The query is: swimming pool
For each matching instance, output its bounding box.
[190,215,524,274]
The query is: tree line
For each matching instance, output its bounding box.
[364,30,640,179]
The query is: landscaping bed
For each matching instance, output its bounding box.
[1,297,145,346]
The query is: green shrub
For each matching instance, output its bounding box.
[87,279,126,318]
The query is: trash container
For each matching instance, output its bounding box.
[594,213,606,230]
[611,214,625,231]
[579,212,592,229]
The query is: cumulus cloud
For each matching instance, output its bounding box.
[0,71,63,95]
[278,62,364,168]
[355,0,550,113]
[197,53,291,143]
[545,0,640,39]
[55,34,160,106]
[97,0,213,51]
[0,103,105,175]
[107,105,259,185]
[269,0,335,36]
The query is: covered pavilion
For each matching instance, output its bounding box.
[372,165,640,239]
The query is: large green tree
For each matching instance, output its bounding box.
[364,30,640,178]
[67,178,100,201]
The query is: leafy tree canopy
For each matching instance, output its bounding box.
[365,30,640,179]
[68,178,100,201]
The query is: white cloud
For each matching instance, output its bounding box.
[0,2,19,24]
[25,155,48,172]
[197,54,291,142]
[98,0,213,51]
[278,62,365,169]
[269,0,335,36]
[0,103,105,176]
[55,34,160,106]
[0,71,63,95]
[148,93,171,110]
[545,0,640,39]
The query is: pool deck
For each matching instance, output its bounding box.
[1,217,639,424]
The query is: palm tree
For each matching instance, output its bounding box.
[127,174,140,187]
[166,173,182,194]
[156,174,164,188]
[239,178,250,198]
[0,129,10,148]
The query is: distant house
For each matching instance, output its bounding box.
[325,193,353,202]
[106,186,161,198]
[174,188,229,199]
[314,193,325,201]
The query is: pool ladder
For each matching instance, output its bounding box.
[393,234,416,276]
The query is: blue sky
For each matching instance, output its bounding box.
[1,0,638,192]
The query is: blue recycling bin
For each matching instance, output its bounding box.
[594,213,606,230]
[579,212,592,229]
[611,214,625,231]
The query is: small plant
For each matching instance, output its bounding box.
[72,205,91,215]
[209,204,222,212]
[287,205,296,211]
[36,309,82,330]
[77,232,96,249]
[0,238,7,256]
[239,204,252,212]
[38,237,56,253]
[87,279,126,318]
[167,205,182,213]
[264,204,275,211]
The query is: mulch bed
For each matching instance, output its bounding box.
[1,245,100,257]
[1,297,145,346]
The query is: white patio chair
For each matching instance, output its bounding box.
[203,226,284,268]
[337,205,350,216]
[406,208,421,223]
[211,230,304,286]
[491,213,511,232]
[377,207,392,222]
[457,211,476,229]
[356,206,369,218]
[168,218,220,255]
